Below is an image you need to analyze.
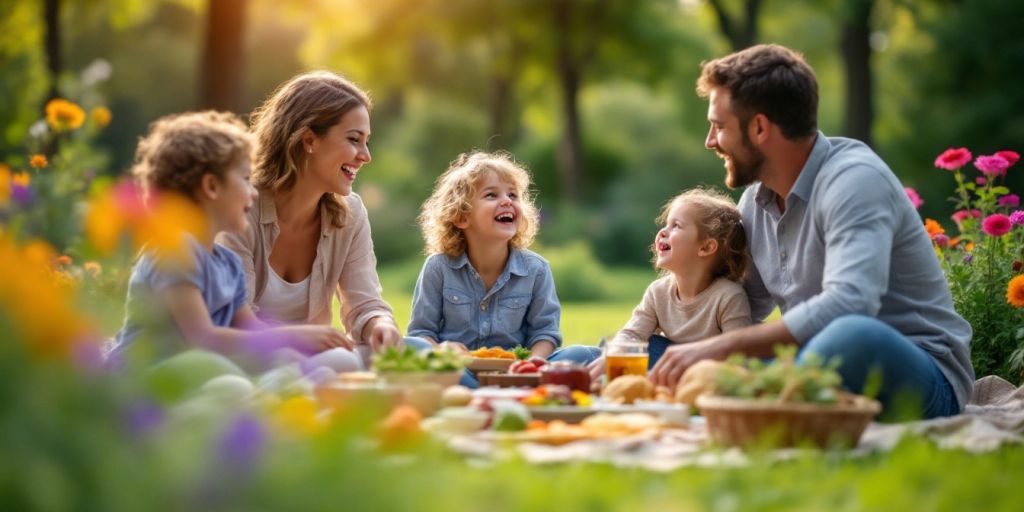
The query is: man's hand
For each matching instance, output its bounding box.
[587,356,606,392]
[363,317,403,352]
[648,338,725,389]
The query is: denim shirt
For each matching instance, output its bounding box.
[407,248,562,351]
[739,132,974,407]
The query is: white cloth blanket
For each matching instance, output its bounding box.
[446,376,1024,471]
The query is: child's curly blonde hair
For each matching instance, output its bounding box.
[419,151,539,257]
[655,187,750,282]
[131,111,253,204]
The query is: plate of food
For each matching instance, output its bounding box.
[464,346,526,372]
[477,372,541,388]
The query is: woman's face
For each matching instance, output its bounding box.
[303,105,372,196]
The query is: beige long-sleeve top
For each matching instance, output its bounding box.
[620,275,752,344]
[216,192,395,344]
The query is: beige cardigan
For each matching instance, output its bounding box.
[216,192,396,343]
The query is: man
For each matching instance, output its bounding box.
[650,44,973,418]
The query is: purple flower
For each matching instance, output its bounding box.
[1010,210,1024,226]
[998,194,1020,208]
[217,413,266,469]
[974,155,1010,177]
[963,253,973,264]
[122,401,164,439]
[933,233,950,247]
[904,187,923,209]
[12,184,33,205]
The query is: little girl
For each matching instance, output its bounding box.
[589,187,752,380]
[110,111,360,373]
[408,151,599,387]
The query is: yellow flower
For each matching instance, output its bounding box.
[0,164,10,204]
[90,106,112,127]
[45,98,86,131]
[29,154,48,169]
[1008,275,1024,308]
[84,192,126,255]
[12,172,31,187]
[272,396,329,437]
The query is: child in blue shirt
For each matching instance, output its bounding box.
[111,111,357,372]
[408,151,600,387]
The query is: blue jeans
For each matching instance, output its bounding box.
[428,342,601,389]
[799,315,960,420]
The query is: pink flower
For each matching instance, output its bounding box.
[976,177,987,186]
[974,155,1010,177]
[904,187,923,209]
[1010,210,1024,225]
[932,233,950,247]
[982,214,1012,237]
[996,150,1020,167]
[951,209,981,229]
[935,148,972,170]
[999,194,1020,208]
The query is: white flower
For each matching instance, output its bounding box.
[81,59,113,87]
[29,120,49,139]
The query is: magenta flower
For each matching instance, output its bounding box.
[932,233,950,247]
[935,148,973,170]
[975,155,1010,177]
[982,214,1012,237]
[951,209,981,229]
[976,177,987,186]
[996,150,1020,167]
[1010,210,1024,226]
[904,187,923,209]
[999,194,1020,208]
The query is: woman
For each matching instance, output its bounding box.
[218,71,424,370]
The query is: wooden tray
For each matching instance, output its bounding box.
[477,372,541,388]
[465,357,515,372]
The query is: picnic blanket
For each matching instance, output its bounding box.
[447,376,1024,471]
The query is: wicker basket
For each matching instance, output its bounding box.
[696,394,881,449]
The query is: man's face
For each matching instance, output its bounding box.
[705,87,765,189]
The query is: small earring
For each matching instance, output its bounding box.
[307,147,313,154]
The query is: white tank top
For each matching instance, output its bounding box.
[256,266,310,324]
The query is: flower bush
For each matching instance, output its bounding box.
[912,148,1024,381]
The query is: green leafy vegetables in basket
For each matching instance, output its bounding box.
[511,346,531,360]
[372,346,465,373]
[715,346,844,404]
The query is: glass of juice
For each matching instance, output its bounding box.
[605,334,648,383]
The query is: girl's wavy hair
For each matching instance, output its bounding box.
[419,151,539,257]
[131,110,253,204]
[655,187,750,282]
[249,70,370,228]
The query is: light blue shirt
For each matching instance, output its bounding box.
[113,236,248,360]
[407,248,562,351]
[739,132,974,407]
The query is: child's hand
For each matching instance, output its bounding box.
[364,317,403,352]
[439,341,469,353]
[287,325,353,353]
[587,356,606,392]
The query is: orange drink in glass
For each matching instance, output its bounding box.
[605,335,648,382]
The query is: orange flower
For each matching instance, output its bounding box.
[12,172,31,187]
[54,255,72,266]
[29,154,48,169]
[965,242,975,253]
[45,98,86,131]
[1008,275,1024,308]
[924,218,945,238]
[0,164,10,204]
[90,106,112,127]
[83,261,102,277]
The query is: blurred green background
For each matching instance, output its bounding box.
[3,0,1022,318]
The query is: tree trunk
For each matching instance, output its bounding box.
[707,0,763,50]
[840,0,874,147]
[553,0,583,202]
[43,0,61,102]
[199,0,247,112]
[489,73,513,150]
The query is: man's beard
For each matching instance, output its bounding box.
[724,133,764,189]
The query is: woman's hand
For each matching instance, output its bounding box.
[280,325,353,353]
[363,317,403,352]
[648,339,721,389]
